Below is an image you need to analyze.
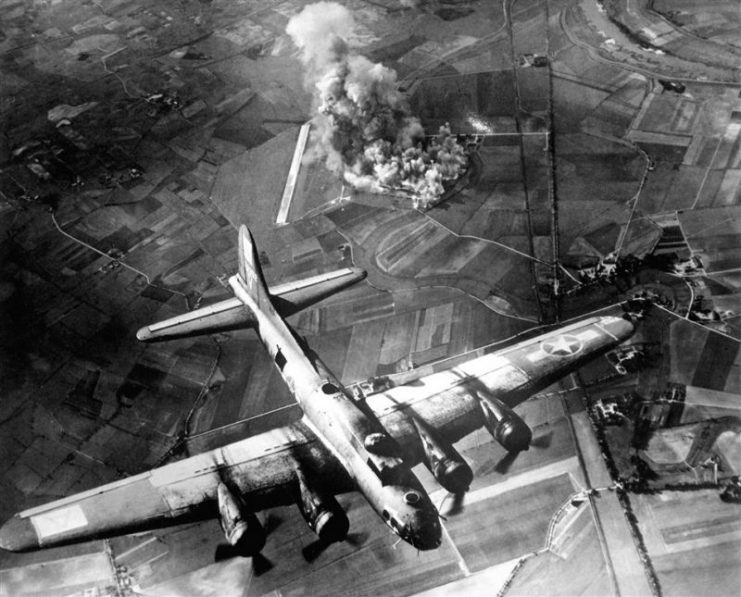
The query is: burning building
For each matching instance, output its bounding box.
[287,2,468,208]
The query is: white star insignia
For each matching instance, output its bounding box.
[541,335,582,357]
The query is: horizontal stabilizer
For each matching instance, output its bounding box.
[136,297,253,342]
[270,267,366,317]
[137,267,365,342]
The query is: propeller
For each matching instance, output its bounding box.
[252,553,274,576]
[215,545,274,575]
[263,513,282,535]
[213,513,281,572]
[492,428,553,474]
[474,425,554,478]
[301,531,367,563]
[437,489,467,517]
[447,491,467,516]
[493,450,520,475]
[301,538,327,563]
[531,430,553,449]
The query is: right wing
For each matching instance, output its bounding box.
[136,267,365,342]
[365,311,635,457]
[0,421,351,552]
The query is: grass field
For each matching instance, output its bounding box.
[508,507,613,596]
[445,474,574,572]
[630,490,741,595]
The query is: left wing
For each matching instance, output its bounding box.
[0,421,350,552]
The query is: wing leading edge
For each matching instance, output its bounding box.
[364,313,635,453]
[0,421,351,552]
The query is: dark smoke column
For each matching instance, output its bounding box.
[287,2,468,208]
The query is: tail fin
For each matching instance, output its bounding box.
[238,225,270,307]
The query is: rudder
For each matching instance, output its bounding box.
[238,225,269,306]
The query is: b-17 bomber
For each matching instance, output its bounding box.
[0,226,638,561]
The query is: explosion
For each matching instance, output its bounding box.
[287,2,468,208]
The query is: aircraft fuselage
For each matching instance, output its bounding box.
[228,275,442,550]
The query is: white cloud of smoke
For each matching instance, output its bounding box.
[287,2,468,208]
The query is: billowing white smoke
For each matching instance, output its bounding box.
[287,2,468,208]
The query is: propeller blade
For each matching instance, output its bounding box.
[474,457,503,477]
[214,543,240,562]
[264,513,282,536]
[215,543,274,575]
[447,492,466,516]
[253,553,274,576]
[531,430,553,449]
[437,491,467,516]
[344,531,367,547]
[302,538,328,563]
[494,450,520,475]
[302,530,366,562]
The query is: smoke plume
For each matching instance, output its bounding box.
[287,2,468,208]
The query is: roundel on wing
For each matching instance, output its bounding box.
[540,334,583,357]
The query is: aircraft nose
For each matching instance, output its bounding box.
[0,515,39,552]
[411,512,442,550]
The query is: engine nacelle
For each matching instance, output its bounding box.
[479,396,532,453]
[217,482,266,556]
[412,417,473,494]
[296,468,349,544]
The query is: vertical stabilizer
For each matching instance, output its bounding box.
[238,225,270,308]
